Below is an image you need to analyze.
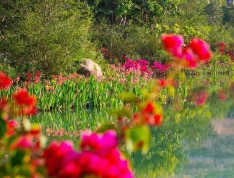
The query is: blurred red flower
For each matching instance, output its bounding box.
[188,38,212,61]
[0,72,12,90]
[13,88,37,106]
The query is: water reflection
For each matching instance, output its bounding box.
[31,82,234,177]
[31,108,115,145]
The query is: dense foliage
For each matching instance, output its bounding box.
[0,0,98,77]
[1,0,234,77]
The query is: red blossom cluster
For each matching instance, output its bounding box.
[0,72,12,90]
[101,47,118,62]
[162,34,212,69]
[218,89,227,101]
[218,42,234,61]
[192,90,209,106]
[25,71,42,86]
[43,131,133,178]
[13,88,37,116]
[158,78,177,87]
[133,102,162,127]
[11,124,41,150]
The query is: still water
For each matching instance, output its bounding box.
[32,95,234,178]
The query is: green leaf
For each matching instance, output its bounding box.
[125,125,151,154]
[11,149,26,167]
[0,118,7,139]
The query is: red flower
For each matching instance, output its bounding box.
[145,114,162,127]
[158,78,175,87]
[29,124,41,135]
[0,97,8,112]
[158,79,166,87]
[13,88,37,106]
[141,102,163,127]
[20,106,37,116]
[13,88,37,116]
[6,120,17,137]
[188,38,212,61]
[34,71,41,83]
[143,102,154,113]
[0,72,12,90]
[218,89,226,101]
[182,47,198,69]
[192,90,209,106]
[161,34,184,58]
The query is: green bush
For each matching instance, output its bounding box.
[94,24,170,64]
[0,0,98,77]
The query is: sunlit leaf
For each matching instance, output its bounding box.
[167,86,175,97]
[111,107,132,118]
[119,92,139,104]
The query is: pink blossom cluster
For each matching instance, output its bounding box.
[152,62,171,72]
[43,130,133,178]
[122,56,152,75]
[162,34,212,69]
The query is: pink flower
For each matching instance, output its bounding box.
[182,47,198,69]
[153,62,165,71]
[80,130,118,155]
[122,57,151,75]
[43,131,133,178]
[11,135,39,150]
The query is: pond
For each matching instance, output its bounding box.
[31,90,234,178]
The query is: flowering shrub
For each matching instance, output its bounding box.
[218,42,234,61]
[122,56,152,75]
[152,62,171,73]
[121,56,171,76]
[162,34,212,69]
[44,131,133,178]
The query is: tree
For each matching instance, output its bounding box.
[85,0,180,27]
[204,0,224,25]
[0,0,97,77]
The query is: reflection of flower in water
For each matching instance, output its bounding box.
[229,82,234,98]
[192,90,209,106]
[218,89,226,101]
